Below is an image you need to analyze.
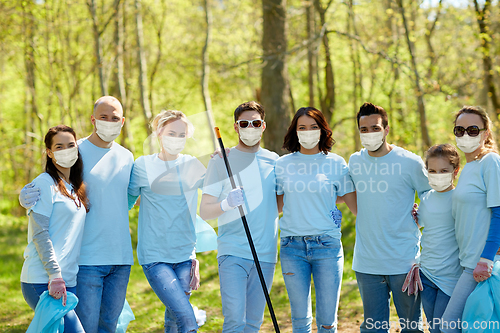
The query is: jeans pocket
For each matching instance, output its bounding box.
[217,255,229,267]
[142,262,160,272]
[280,237,291,248]
[319,235,340,248]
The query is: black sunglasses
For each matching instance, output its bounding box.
[236,119,264,128]
[453,125,486,137]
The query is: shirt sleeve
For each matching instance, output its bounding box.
[30,211,62,281]
[411,156,431,198]
[336,158,355,197]
[483,154,500,208]
[480,206,500,261]
[128,158,144,197]
[29,177,55,217]
[202,157,223,198]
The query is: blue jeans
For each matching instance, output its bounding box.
[142,261,198,333]
[75,265,131,333]
[21,283,84,333]
[280,235,343,333]
[355,272,423,333]
[441,267,476,333]
[217,255,276,333]
[419,272,450,333]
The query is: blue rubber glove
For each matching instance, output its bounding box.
[19,183,41,209]
[220,187,244,212]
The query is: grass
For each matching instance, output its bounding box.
[0,210,369,332]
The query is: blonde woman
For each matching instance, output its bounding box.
[441,106,500,333]
[128,110,205,333]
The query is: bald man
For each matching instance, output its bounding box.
[20,96,134,333]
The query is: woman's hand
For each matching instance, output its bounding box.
[49,277,67,306]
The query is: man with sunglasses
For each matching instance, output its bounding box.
[348,102,431,333]
[200,101,282,332]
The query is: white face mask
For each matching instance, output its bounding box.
[360,132,385,151]
[161,136,186,155]
[297,130,320,150]
[52,146,79,168]
[428,173,453,192]
[456,133,482,153]
[239,127,262,147]
[95,119,123,142]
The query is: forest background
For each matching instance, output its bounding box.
[1,0,500,331]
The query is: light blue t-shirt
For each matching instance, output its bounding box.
[276,151,355,238]
[77,138,134,266]
[453,153,500,270]
[21,173,86,287]
[349,146,431,275]
[418,189,461,296]
[202,147,279,263]
[128,154,206,265]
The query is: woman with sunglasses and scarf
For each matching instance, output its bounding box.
[275,107,357,333]
[21,125,89,333]
[441,106,500,333]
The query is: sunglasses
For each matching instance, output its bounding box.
[453,125,486,137]
[236,119,264,128]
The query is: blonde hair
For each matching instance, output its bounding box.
[151,110,194,137]
[454,106,499,159]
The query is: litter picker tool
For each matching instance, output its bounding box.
[214,127,280,333]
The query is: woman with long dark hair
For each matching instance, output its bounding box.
[276,107,357,332]
[21,125,89,333]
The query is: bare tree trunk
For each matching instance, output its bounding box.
[398,0,432,150]
[261,0,290,155]
[201,0,216,150]
[134,0,152,135]
[314,0,335,123]
[88,0,106,96]
[425,0,442,80]
[347,0,361,151]
[474,0,500,116]
[306,2,316,107]
[115,0,133,151]
[149,0,167,114]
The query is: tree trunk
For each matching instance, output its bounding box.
[134,0,152,135]
[398,0,432,151]
[201,0,216,150]
[348,0,361,151]
[474,0,500,116]
[261,0,290,155]
[306,2,316,107]
[314,0,335,123]
[88,0,106,96]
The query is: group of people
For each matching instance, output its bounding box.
[18,96,500,333]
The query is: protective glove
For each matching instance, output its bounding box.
[190,259,200,290]
[402,263,423,296]
[411,203,419,226]
[48,277,67,306]
[473,258,493,282]
[220,187,244,212]
[19,183,41,209]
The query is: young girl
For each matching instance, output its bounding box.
[128,110,205,333]
[414,144,462,333]
[276,107,357,333]
[21,125,89,333]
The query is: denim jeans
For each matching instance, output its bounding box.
[21,283,85,333]
[142,261,198,333]
[217,255,276,333]
[280,235,343,333]
[75,265,131,333]
[441,267,476,333]
[355,272,423,333]
[419,272,451,333]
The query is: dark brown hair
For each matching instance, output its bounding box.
[454,106,498,159]
[282,107,334,154]
[356,102,388,128]
[425,144,460,171]
[45,125,90,212]
[234,101,265,122]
